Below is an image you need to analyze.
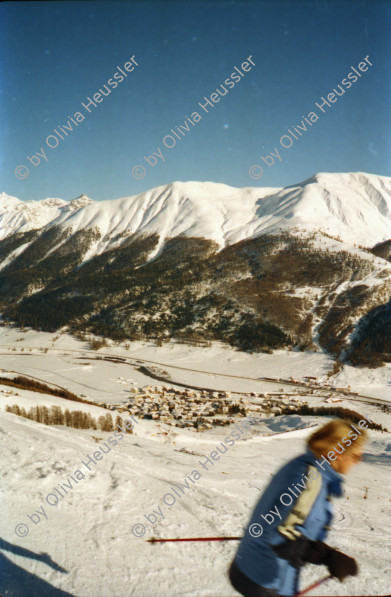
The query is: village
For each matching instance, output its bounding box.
[97,374,347,430]
[0,363,352,432]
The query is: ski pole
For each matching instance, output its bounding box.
[294,574,331,596]
[147,536,242,543]
[147,537,332,597]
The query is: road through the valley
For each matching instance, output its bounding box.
[0,345,389,409]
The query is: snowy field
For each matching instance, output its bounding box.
[1,325,391,597]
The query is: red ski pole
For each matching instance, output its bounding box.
[148,537,332,597]
[294,574,332,596]
[147,536,241,543]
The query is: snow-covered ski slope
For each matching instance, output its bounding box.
[1,327,391,596]
[1,408,390,597]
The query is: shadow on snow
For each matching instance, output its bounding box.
[0,538,75,597]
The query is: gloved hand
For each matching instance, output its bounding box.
[305,540,358,581]
[326,548,358,581]
[272,536,310,569]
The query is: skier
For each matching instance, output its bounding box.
[228,419,367,597]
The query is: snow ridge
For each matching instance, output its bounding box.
[1,173,391,254]
[0,192,93,241]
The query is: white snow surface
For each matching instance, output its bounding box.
[0,326,391,597]
[0,193,93,241]
[2,173,391,254]
[1,408,390,597]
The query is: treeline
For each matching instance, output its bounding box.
[279,404,388,432]
[0,375,95,405]
[5,403,132,433]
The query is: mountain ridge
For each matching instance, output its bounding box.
[0,192,93,241]
[2,172,391,255]
[1,172,391,367]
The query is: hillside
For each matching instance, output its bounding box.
[1,403,390,597]
[0,173,391,366]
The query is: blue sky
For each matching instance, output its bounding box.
[1,0,390,202]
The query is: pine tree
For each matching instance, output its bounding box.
[105,413,114,431]
[98,413,114,431]
[87,413,98,430]
[65,409,72,427]
[42,405,50,425]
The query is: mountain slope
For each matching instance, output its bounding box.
[0,193,93,241]
[1,173,391,365]
[2,172,391,257]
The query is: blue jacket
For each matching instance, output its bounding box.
[233,449,344,596]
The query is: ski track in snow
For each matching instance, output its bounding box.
[1,327,391,596]
[2,406,391,596]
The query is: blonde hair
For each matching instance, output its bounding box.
[307,419,367,457]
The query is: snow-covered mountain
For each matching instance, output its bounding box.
[2,172,390,597]
[0,192,93,241]
[1,172,391,251]
[1,173,391,366]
